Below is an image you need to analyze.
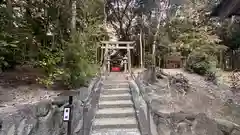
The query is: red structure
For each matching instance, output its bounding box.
[111,67,121,72]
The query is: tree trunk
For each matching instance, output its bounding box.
[104,0,107,27]
[71,0,77,35]
[151,0,169,82]
[143,33,145,68]
[140,28,143,68]
[152,20,161,67]
[6,0,13,27]
[152,0,169,67]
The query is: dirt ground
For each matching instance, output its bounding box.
[158,68,240,124]
[0,66,60,107]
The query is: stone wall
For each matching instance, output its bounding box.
[0,97,82,135]
[0,77,102,135]
[153,111,240,135]
[135,68,240,135]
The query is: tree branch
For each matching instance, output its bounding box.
[121,0,131,20]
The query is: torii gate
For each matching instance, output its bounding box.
[99,41,135,73]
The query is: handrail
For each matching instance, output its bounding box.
[130,72,152,135]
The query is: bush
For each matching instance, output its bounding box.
[62,31,100,89]
[205,71,217,84]
[169,73,190,94]
[36,33,100,89]
[185,51,212,75]
[144,52,153,67]
[36,20,106,89]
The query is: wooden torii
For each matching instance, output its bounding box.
[99,41,135,73]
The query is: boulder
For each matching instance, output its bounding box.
[231,129,240,135]
[192,113,224,135]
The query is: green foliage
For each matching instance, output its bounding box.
[162,0,228,75]
[144,52,153,67]
[37,19,107,88]
[63,31,101,89]
[205,70,217,84]
[185,52,211,75]
[36,48,64,88]
[0,0,106,88]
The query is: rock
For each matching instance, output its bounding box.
[157,117,176,135]
[7,124,15,135]
[216,119,236,134]
[17,118,27,135]
[0,119,2,130]
[169,112,196,124]
[24,119,37,135]
[35,101,51,117]
[0,96,85,135]
[231,129,240,135]
[52,96,68,107]
[169,73,190,94]
[192,113,224,135]
[176,122,192,135]
[153,113,160,124]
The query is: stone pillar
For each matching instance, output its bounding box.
[100,48,103,64]
[104,43,109,73]
[123,56,128,73]
[107,56,110,73]
[127,44,131,73]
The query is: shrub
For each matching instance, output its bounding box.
[144,52,153,67]
[205,70,217,84]
[185,51,212,75]
[62,32,100,89]
[36,21,106,89]
[169,73,190,93]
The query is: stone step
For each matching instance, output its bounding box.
[104,80,129,83]
[95,107,135,118]
[100,94,132,101]
[101,89,130,95]
[104,88,130,91]
[91,128,141,135]
[104,80,129,82]
[103,82,129,86]
[98,100,133,108]
[101,93,131,97]
[103,84,129,89]
[92,118,138,130]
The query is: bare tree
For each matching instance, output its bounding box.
[106,0,137,40]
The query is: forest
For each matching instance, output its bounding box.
[1,0,240,89]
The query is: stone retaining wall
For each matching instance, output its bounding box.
[0,96,83,135]
[153,111,240,135]
[135,68,240,135]
[0,77,102,135]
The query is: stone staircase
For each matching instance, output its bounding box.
[91,73,141,135]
